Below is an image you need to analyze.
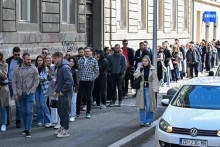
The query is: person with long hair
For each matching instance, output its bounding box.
[68,56,79,122]
[134,56,159,126]
[157,46,165,85]
[35,55,52,127]
[0,52,10,131]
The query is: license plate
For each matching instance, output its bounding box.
[179,138,208,146]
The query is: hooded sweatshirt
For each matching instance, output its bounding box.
[56,60,73,95]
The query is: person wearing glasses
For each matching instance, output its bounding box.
[64,50,72,60]
[6,47,23,128]
[42,48,49,59]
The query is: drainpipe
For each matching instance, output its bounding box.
[109,0,112,48]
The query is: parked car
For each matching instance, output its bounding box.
[155,77,220,147]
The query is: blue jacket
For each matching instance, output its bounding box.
[56,60,73,95]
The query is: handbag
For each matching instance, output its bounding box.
[162,65,167,72]
[50,99,58,108]
[131,76,142,89]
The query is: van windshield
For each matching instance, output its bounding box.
[171,85,220,109]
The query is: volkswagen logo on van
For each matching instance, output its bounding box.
[190,128,198,137]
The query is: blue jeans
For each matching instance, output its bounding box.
[139,88,154,124]
[19,92,34,131]
[172,68,179,82]
[0,106,7,125]
[164,66,170,85]
[8,84,22,121]
[35,88,51,124]
[180,61,185,79]
[71,89,77,117]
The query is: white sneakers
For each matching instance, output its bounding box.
[54,124,61,129]
[1,125,6,132]
[70,116,75,122]
[55,127,70,138]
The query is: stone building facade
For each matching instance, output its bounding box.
[194,0,220,42]
[103,0,193,49]
[0,0,87,58]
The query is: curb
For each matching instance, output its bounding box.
[108,120,158,147]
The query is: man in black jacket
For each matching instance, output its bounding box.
[122,40,134,96]
[108,44,127,106]
[6,47,23,128]
[162,42,172,86]
[134,42,151,69]
[93,50,108,108]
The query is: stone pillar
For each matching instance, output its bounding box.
[205,22,210,42]
[78,0,86,33]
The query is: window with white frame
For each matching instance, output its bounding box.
[19,0,30,22]
[62,0,75,24]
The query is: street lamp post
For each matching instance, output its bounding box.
[153,0,157,71]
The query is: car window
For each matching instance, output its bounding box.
[171,85,220,109]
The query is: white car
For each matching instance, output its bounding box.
[155,77,220,147]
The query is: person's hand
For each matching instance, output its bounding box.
[140,64,143,68]
[59,92,64,97]
[14,95,19,102]
[53,92,58,97]
[48,69,53,76]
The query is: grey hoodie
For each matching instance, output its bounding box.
[55,60,73,95]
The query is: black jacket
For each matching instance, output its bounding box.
[122,47,134,67]
[6,56,23,71]
[134,49,150,69]
[71,68,79,93]
[163,48,172,67]
[179,46,186,60]
[96,50,108,78]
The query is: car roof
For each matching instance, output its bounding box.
[183,77,220,86]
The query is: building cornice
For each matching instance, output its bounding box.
[195,0,220,7]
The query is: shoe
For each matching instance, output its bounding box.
[100,104,106,109]
[22,130,31,135]
[118,101,122,107]
[16,120,21,128]
[55,127,63,135]
[25,131,31,138]
[70,116,75,122]
[37,123,43,127]
[145,123,151,127]
[1,125,6,132]
[6,120,10,126]
[110,101,115,107]
[54,124,61,129]
[132,94,136,98]
[86,113,91,119]
[22,130,27,135]
[81,106,86,111]
[45,123,53,128]
[75,115,80,118]
[57,129,70,138]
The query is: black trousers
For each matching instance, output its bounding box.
[76,81,93,115]
[93,76,107,105]
[124,68,134,93]
[189,63,198,78]
[57,92,72,130]
[111,74,123,102]
[106,74,112,101]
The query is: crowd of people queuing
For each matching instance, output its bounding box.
[0,38,219,138]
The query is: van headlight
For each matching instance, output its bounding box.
[159,119,172,133]
[217,130,220,137]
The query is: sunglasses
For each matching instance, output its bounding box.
[66,54,71,56]
[14,54,20,56]
[42,52,48,54]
